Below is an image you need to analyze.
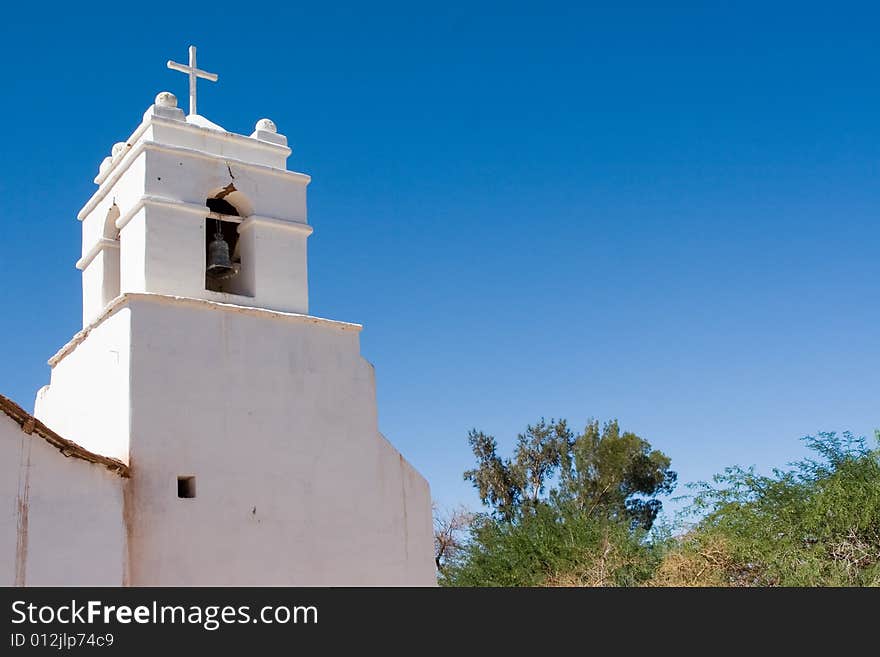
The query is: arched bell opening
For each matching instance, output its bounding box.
[103,203,121,240]
[204,194,244,294]
[101,203,121,306]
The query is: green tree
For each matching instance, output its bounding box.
[447,504,665,587]
[463,418,676,529]
[449,418,676,586]
[463,418,571,521]
[557,420,676,530]
[657,431,880,586]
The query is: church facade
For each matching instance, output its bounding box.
[0,55,435,585]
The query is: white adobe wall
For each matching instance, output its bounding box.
[34,307,132,463]
[0,414,125,586]
[123,294,435,586]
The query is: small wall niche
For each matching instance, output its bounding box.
[177,476,196,499]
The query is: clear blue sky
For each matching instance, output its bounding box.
[1,2,878,519]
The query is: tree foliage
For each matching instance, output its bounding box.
[447,503,665,587]
[449,419,880,586]
[556,420,677,530]
[655,432,880,586]
[462,419,569,521]
[463,418,676,529]
[448,418,676,586]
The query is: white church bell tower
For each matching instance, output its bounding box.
[76,47,311,327]
[25,47,436,586]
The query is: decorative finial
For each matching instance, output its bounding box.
[250,117,287,146]
[166,45,218,116]
[255,118,277,133]
[155,91,178,108]
[111,142,128,158]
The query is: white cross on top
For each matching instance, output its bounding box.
[166,45,218,116]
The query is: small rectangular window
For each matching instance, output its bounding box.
[177,476,196,499]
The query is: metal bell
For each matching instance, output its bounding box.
[206,231,235,279]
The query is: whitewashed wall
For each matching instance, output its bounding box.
[35,307,132,463]
[123,295,435,585]
[0,414,125,586]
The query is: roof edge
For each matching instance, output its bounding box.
[0,394,130,478]
[49,292,363,368]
